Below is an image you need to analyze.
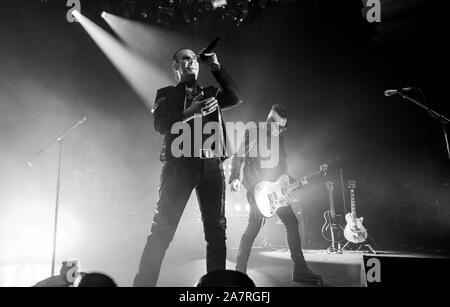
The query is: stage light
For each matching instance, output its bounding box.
[157,7,175,27]
[234,1,250,26]
[137,6,151,20]
[123,9,132,18]
[85,0,294,27]
[72,9,80,18]
[212,0,228,10]
[257,0,268,9]
[95,3,113,18]
[120,0,136,19]
[74,10,168,111]
[225,7,239,22]
[235,10,249,26]
[234,204,242,211]
[101,11,107,19]
[182,10,197,24]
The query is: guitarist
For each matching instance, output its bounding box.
[229,105,322,285]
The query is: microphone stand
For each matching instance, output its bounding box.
[398,91,450,160]
[33,116,87,276]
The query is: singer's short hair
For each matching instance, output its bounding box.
[271,104,287,119]
[172,48,193,64]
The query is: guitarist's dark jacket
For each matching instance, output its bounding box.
[229,125,288,191]
[152,67,242,161]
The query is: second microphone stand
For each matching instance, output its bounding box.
[398,91,450,160]
[33,116,87,276]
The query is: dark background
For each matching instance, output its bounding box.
[0,0,449,267]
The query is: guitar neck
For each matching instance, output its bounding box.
[288,170,323,191]
[328,189,336,218]
[286,165,327,193]
[303,169,324,180]
[350,188,357,222]
[287,181,301,192]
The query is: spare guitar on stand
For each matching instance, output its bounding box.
[342,180,377,254]
[321,181,345,254]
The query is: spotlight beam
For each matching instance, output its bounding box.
[72,10,170,110]
[101,11,190,67]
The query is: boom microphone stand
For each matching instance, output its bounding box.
[397,90,450,160]
[33,116,87,276]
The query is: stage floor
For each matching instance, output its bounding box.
[1,249,448,287]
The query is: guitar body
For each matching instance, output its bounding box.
[321,211,345,242]
[343,213,368,244]
[254,175,290,218]
[254,165,328,218]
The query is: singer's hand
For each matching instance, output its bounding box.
[300,177,308,186]
[200,52,221,71]
[183,92,219,121]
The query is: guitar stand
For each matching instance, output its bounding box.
[255,232,272,249]
[254,218,275,250]
[326,242,343,254]
[341,234,378,254]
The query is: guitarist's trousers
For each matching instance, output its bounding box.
[236,190,307,273]
[133,158,227,287]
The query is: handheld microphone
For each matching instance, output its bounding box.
[384,87,413,97]
[199,37,220,61]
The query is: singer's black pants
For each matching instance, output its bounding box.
[134,158,226,287]
[235,188,306,274]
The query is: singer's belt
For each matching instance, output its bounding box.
[199,149,223,159]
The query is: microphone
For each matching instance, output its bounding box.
[384,87,413,96]
[78,116,87,124]
[199,37,220,61]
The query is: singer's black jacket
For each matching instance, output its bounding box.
[152,67,242,161]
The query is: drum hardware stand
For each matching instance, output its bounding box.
[32,116,87,276]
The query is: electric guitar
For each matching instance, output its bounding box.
[254,164,328,218]
[343,180,368,244]
[321,181,345,243]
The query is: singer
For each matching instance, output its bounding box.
[133,47,242,287]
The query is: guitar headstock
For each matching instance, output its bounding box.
[325,181,334,191]
[348,180,356,190]
[319,164,328,176]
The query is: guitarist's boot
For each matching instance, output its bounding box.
[292,265,323,286]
